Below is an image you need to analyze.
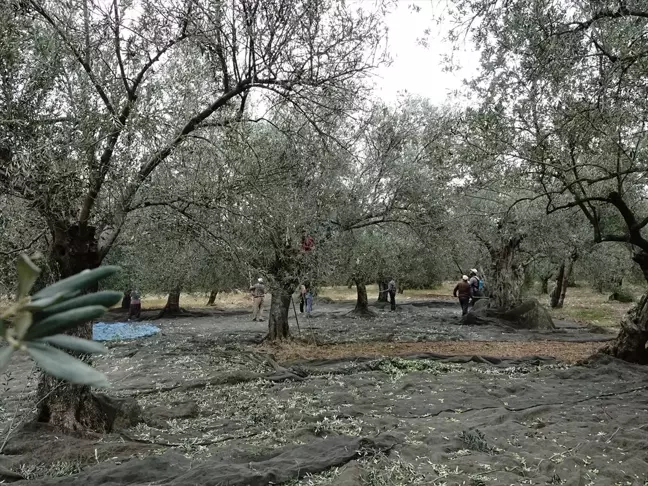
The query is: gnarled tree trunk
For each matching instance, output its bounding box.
[550,263,565,308]
[36,224,118,432]
[351,279,376,317]
[206,290,218,306]
[356,280,369,312]
[158,288,182,317]
[557,250,578,308]
[376,280,388,303]
[601,294,648,363]
[487,235,524,310]
[601,251,648,363]
[268,290,291,340]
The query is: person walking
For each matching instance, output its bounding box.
[453,275,472,316]
[250,278,266,321]
[388,278,397,311]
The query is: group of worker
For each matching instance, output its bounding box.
[248,277,314,321]
[453,268,484,315]
[249,270,481,321]
[122,289,142,320]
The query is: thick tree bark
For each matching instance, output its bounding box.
[601,294,648,363]
[376,280,388,303]
[351,279,376,317]
[158,288,182,317]
[268,290,291,340]
[601,251,648,363]
[487,236,524,310]
[557,251,578,308]
[206,290,218,306]
[550,263,565,308]
[36,224,113,432]
[356,280,369,312]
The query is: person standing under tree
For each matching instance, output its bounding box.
[453,276,472,316]
[305,282,314,318]
[129,289,141,320]
[122,289,131,310]
[388,277,397,311]
[250,278,266,321]
[468,269,483,305]
[299,282,307,313]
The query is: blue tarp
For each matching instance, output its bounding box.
[93,322,160,341]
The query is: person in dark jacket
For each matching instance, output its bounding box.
[388,278,397,311]
[129,289,141,320]
[453,275,473,316]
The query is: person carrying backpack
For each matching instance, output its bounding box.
[468,269,483,304]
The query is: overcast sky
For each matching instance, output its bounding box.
[372,0,481,106]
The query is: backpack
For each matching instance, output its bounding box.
[478,279,484,291]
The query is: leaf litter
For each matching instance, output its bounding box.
[1,298,646,485]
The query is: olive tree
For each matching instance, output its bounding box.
[0,0,391,430]
[451,0,648,361]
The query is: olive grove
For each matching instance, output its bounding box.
[3,0,648,442]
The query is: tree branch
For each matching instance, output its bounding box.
[98,77,256,258]
[29,0,116,116]
[560,7,648,35]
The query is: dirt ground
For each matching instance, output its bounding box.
[2,296,647,486]
[260,340,605,363]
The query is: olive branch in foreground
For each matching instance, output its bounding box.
[0,254,121,388]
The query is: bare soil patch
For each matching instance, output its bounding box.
[260,339,605,364]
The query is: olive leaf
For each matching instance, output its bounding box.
[23,293,68,312]
[34,291,122,319]
[26,342,110,388]
[0,346,15,373]
[16,254,41,299]
[32,266,120,300]
[2,256,121,388]
[12,311,32,340]
[25,306,107,341]
[38,334,108,355]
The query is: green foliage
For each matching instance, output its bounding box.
[458,429,499,455]
[0,254,120,387]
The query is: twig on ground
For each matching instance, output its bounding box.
[120,430,260,447]
[605,427,620,443]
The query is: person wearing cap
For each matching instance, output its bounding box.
[250,277,266,321]
[453,275,473,316]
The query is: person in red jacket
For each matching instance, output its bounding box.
[301,231,315,252]
[453,275,473,316]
